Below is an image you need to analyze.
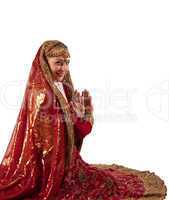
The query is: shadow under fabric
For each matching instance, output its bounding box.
[0,40,167,200]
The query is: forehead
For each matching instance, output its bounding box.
[48,56,70,62]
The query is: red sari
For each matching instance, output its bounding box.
[0,41,167,200]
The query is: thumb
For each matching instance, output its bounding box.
[69,101,75,112]
[69,101,73,110]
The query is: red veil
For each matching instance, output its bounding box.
[0,41,80,199]
[0,41,167,200]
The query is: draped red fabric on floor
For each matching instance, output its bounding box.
[0,40,167,200]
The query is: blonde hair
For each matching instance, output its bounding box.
[43,40,70,58]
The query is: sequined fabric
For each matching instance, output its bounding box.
[0,40,166,200]
[56,146,145,200]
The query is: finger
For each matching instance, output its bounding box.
[84,89,91,102]
[71,102,80,116]
[73,90,79,102]
[72,101,84,117]
[76,91,81,101]
[72,100,79,110]
[82,90,88,97]
[83,89,89,97]
[77,92,81,103]
[82,91,85,104]
[70,101,79,110]
[72,91,76,102]
[73,100,84,113]
[80,94,84,106]
[74,89,78,96]
[69,102,77,122]
[69,105,75,117]
[82,90,85,96]
[69,101,75,112]
[74,89,77,96]
[86,96,93,108]
[82,90,87,106]
[79,94,81,104]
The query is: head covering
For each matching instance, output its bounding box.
[39,40,75,166]
[0,40,77,198]
[27,40,76,168]
[44,40,70,58]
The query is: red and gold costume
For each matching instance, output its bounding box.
[0,41,167,200]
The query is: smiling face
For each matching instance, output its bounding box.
[47,56,70,82]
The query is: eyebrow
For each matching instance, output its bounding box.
[54,57,70,60]
[54,58,70,61]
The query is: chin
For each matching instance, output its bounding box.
[56,77,64,82]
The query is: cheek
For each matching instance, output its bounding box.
[65,66,69,72]
[51,65,59,72]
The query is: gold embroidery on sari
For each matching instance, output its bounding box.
[39,42,75,168]
[43,146,54,157]
[1,157,11,167]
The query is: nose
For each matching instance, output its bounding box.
[57,64,66,72]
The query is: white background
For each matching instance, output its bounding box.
[0,0,168,194]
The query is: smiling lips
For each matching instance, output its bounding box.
[56,72,64,76]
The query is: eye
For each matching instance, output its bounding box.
[54,59,70,65]
[55,61,62,65]
[66,60,70,65]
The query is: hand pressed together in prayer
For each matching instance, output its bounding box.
[69,89,93,122]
